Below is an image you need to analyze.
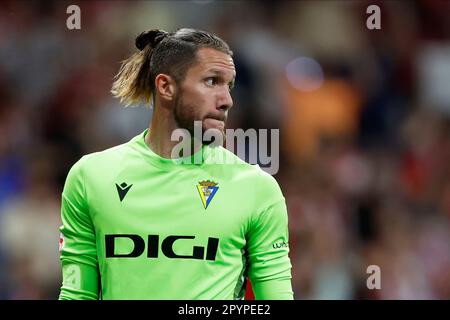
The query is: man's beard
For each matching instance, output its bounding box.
[173,93,226,146]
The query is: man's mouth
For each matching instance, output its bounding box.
[205,114,226,122]
[204,117,226,130]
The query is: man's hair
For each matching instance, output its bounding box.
[111,28,233,107]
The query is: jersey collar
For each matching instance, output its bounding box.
[130,129,213,170]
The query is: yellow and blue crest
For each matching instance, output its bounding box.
[197,180,219,209]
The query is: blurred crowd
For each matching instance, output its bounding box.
[0,0,450,299]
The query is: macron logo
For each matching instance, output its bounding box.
[116,182,132,202]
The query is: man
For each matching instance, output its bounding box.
[59,28,293,300]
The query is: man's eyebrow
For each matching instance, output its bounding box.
[206,69,235,77]
[206,69,236,83]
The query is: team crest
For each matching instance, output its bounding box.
[197,180,219,209]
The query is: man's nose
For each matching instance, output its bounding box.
[217,87,233,111]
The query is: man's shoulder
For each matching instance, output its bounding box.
[214,147,285,213]
[211,146,280,187]
[209,146,259,174]
[85,141,132,161]
[72,140,135,173]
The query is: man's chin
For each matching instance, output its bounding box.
[201,126,226,147]
[204,118,225,130]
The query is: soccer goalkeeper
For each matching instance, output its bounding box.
[58,28,293,300]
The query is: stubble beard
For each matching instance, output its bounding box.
[173,93,225,146]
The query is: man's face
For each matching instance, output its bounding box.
[173,47,236,143]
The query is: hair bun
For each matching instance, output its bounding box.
[135,29,169,50]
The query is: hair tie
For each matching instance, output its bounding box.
[135,29,169,51]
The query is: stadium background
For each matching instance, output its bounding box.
[1,0,450,299]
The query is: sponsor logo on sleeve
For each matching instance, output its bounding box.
[272,240,288,249]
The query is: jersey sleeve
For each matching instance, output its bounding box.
[246,170,293,300]
[59,157,100,300]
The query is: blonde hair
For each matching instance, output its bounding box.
[111,45,154,107]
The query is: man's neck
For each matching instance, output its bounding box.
[145,109,202,159]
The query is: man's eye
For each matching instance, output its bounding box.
[205,77,217,86]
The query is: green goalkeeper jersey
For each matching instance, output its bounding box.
[59,129,293,300]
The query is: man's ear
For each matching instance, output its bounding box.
[155,74,176,102]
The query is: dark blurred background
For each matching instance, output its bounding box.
[1,0,450,299]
